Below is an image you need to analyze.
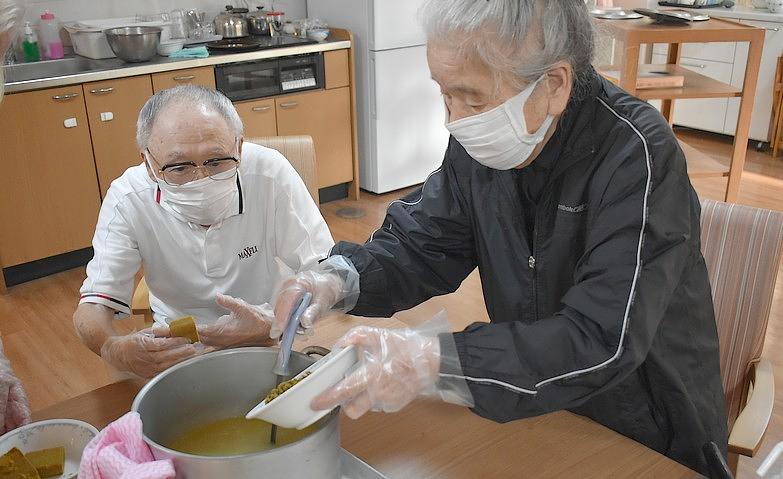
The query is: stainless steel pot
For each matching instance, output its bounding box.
[104,26,161,63]
[247,7,270,36]
[131,347,341,479]
[214,5,249,39]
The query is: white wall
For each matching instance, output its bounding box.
[17,0,306,25]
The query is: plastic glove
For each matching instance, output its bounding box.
[197,294,277,349]
[100,330,206,379]
[0,344,31,434]
[272,255,360,338]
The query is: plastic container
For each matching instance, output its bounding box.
[21,22,40,62]
[39,11,64,59]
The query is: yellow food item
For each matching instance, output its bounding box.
[0,448,40,479]
[264,372,311,404]
[169,316,199,344]
[168,416,320,456]
[24,447,65,478]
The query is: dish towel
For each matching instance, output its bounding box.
[79,412,175,479]
[168,46,209,58]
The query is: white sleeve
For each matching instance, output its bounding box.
[79,187,141,317]
[273,157,335,273]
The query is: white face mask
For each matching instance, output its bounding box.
[147,160,239,226]
[445,76,555,170]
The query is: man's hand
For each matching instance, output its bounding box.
[100,331,204,378]
[195,294,277,349]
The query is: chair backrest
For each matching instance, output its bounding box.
[700,199,783,429]
[247,135,319,203]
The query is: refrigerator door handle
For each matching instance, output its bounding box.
[369,56,377,120]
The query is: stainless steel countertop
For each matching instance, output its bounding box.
[3,39,351,94]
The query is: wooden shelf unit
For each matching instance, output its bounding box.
[596,16,765,202]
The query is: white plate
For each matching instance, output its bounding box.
[590,9,643,19]
[0,419,98,478]
[247,346,358,429]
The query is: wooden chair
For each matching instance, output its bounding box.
[700,199,783,475]
[130,135,319,323]
[771,57,783,158]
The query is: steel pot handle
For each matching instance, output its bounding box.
[301,345,331,358]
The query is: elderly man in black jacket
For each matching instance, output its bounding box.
[236,0,729,474]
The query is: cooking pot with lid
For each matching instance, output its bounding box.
[131,347,341,479]
[247,7,270,36]
[214,5,249,38]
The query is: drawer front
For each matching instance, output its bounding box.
[151,67,216,93]
[651,53,729,134]
[652,42,737,64]
[235,98,278,138]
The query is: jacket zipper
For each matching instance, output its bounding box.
[530,213,539,322]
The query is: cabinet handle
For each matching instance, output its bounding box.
[52,93,79,101]
[89,87,114,95]
[764,27,780,32]
[280,101,299,109]
[252,105,272,112]
[173,74,196,81]
[680,61,706,69]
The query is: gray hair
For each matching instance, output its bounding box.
[136,85,244,150]
[421,0,595,93]
[0,0,20,98]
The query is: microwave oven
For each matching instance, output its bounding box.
[215,53,325,102]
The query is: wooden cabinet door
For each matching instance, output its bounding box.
[151,66,216,93]
[275,88,353,188]
[0,86,101,266]
[235,98,278,138]
[84,75,154,197]
[325,50,350,90]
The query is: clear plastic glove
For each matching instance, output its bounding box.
[272,255,360,338]
[0,343,31,434]
[197,294,277,349]
[311,311,474,419]
[100,330,206,379]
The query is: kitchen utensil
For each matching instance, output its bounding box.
[266,11,285,37]
[157,39,186,56]
[0,419,98,478]
[269,292,311,443]
[104,26,162,62]
[247,7,270,35]
[634,8,710,23]
[247,345,359,429]
[589,9,644,19]
[307,28,331,42]
[214,5,250,39]
[132,347,342,479]
[657,0,725,7]
[206,38,262,52]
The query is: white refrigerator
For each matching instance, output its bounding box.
[307,0,450,193]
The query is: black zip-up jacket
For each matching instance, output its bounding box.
[331,73,728,475]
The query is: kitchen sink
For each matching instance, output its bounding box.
[4,56,119,83]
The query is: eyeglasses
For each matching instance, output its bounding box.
[146,148,240,186]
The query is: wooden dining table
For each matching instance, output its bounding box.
[32,314,701,478]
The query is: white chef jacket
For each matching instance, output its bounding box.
[79,142,334,326]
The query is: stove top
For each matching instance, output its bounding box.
[206,35,317,54]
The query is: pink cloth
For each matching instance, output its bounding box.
[79,412,176,479]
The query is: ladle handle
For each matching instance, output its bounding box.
[272,292,312,377]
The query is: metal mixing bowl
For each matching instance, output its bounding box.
[104,26,162,62]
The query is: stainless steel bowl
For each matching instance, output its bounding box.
[104,26,162,63]
[132,347,342,479]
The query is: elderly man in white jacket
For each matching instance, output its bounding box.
[73,85,335,378]
[0,0,32,434]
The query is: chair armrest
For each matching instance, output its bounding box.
[729,358,775,457]
[131,277,150,315]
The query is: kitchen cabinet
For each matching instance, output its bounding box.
[235,98,278,138]
[0,86,101,266]
[84,75,154,197]
[151,66,216,93]
[275,87,353,188]
[324,50,350,90]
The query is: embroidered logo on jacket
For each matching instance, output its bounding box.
[238,245,259,259]
[557,203,587,213]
